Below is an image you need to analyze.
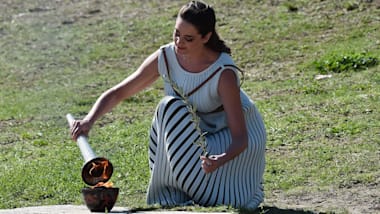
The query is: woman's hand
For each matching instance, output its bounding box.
[70,119,92,141]
[200,153,226,174]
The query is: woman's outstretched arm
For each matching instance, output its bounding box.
[71,50,160,140]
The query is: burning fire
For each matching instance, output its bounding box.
[89,160,109,179]
[92,181,114,188]
[87,160,114,188]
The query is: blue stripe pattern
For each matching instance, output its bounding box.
[147,95,266,209]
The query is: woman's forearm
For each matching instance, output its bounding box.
[219,135,248,165]
[84,88,122,126]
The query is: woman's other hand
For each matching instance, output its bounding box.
[200,153,226,174]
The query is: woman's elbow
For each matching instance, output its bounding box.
[236,134,249,152]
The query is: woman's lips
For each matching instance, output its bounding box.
[176,45,186,51]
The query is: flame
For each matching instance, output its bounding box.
[92,181,114,188]
[89,160,109,179]
[88,160,113,188]
[101,161,109,179]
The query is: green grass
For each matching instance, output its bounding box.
[1,0,379,213]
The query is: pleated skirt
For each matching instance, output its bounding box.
[146,96,266,209]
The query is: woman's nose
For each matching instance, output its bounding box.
[175,36,184,45]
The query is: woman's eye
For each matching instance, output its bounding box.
[173,32,194,42]
[184,37,194,42]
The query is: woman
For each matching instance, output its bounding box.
[70,1,266,210]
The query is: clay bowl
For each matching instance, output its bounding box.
[82,187,119,212]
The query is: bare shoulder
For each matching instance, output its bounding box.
[219,68,238,89]
[142,49,160,67]
[138,49,161,76]
[218,68,240,109]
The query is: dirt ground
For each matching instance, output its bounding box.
[264,183,379,213]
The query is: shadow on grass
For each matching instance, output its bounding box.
[117,205,327,214]
[240,205,327,214]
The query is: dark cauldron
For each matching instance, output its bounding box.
[82,187,119,212]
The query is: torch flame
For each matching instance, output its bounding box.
[92,181,114,188]
[89,160,109,179]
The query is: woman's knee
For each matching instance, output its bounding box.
[157,95,187,112]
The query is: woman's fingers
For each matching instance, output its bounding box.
[200,155,216,173]
[70,120,87,141]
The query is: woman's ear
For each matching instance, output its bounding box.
[202,31,212,44]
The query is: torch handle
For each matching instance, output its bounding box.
[66,113,97,161]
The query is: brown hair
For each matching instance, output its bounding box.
[179,1,231,54]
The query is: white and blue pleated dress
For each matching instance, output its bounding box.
[146,43,266,209]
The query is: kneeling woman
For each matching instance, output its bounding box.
[70,1,266,210]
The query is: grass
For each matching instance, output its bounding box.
[0,0,379,213]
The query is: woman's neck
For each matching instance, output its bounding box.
[176,48,220,73]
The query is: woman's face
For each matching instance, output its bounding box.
[173,17,209,55]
